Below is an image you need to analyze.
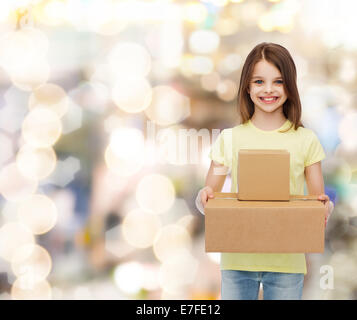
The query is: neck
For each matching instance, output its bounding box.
[251,109,287,131]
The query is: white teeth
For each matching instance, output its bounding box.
[261,97,277,101]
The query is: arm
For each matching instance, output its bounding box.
[205,160,228,192]
[195,160,228,214]
[304,161,324,195]
[304,161,333,226]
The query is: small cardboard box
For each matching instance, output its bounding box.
[238,149,290,201]
[205,193,325,253]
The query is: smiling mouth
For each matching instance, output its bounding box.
[259,97,279,103]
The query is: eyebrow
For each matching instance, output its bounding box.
[251,76,283,79]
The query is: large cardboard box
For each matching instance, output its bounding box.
[205,193,325,253]
[238,149,290,201]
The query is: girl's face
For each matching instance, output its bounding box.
[248,59,287,114]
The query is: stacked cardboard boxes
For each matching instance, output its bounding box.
[205,149,325,253]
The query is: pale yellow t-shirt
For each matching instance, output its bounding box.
[209,119,326,274]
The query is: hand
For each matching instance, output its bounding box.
[200,186,214,208]
[317,194,330,227]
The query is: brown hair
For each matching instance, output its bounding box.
[237,42,303,132]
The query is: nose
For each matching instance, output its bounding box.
[264,82,273,93]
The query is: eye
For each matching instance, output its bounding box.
[254,80,263,84]
[276,80,283,84]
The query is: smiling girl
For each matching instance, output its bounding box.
[196,42,334,300]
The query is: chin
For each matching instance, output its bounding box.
[256,104,283,113]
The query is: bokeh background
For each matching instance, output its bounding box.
[0,0,356,300]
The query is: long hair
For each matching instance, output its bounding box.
[237,42,303,132]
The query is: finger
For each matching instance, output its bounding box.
[205,187,213,195]
[318,195,329,204]
[201,191,207,204]
[205,188,214,198]
[201,198,207,208]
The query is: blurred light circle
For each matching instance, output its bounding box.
[153,224,191,262]
[214,18,239,36]
[200,72,221,92]
[109,127,145,158]
[10,58,50,92]
[11,244,52,282]
[145,85,190,126]
[16,145,57,181]
[122,208,161,248]
[0,163,38,202]
[216,79,238,101]
[89,63,115,88]
[40,0,67,26]
[69,81,109,114]
[29,83,69,118]
[105,127,145,176]
[159,251,198,294]
[338,112,357,150]
[20,27,49,59]
[0,4,11,23]
[12,0,43,8]
[0,132,14,166]
[1,202,18,223]
[218,54,242,75]
[338,58,356,83]
[189,56,214,75]
[161,290,187,300]
[258,13,274,32]
[334,143,357,172]
[0,222,35,262]
[17,194,57,235]
[189,30,220,54]
[329,252,357,284]
[64,0,87,31]
[328,85,353,115]
[92,18,127,37]
[60,99,83,134]
[183,2,207,23]
[103,114,124,133]
[322,157,352,185]
[113,262,144,295]
[141,264,160,291]
[22,108,62,148]
[87,0,127,36]
[104,145,144,177]
[111,76,152,113]
[176,215,196,234]
[136,174,175,215]
[179,55,194,78]
[0,27,48,70]
[107,42,151,77]
[11,278,51,300]
[210,0,229,6]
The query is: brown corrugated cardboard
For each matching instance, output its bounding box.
[238,149,290,201]
[205,192,325,253]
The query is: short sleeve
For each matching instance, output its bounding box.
[209,128,232,168]
[304,130,326,167]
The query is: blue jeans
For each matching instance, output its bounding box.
[221,270,304,300]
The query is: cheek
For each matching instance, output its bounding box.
[280,90,288,100]
[248,86,259,96]
[280,86,287,96]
